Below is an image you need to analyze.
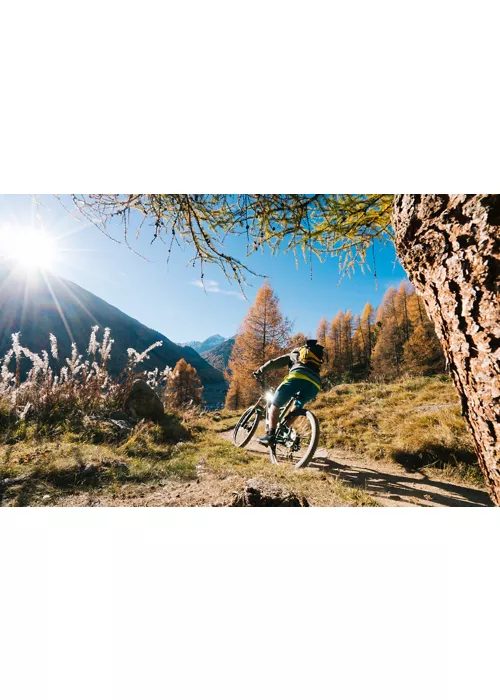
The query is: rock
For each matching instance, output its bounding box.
[229,478,309,507]
[124,379,164,423]
[42,494,51,501]
[109,410,130,422]
[108,419,133,432]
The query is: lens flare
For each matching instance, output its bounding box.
[0,225,59,270]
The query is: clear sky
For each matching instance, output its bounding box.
[0,194,408,343]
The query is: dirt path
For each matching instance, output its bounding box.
[222,432,492,507]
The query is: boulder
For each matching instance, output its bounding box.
[124,379,164,423]
[229,478,309,507]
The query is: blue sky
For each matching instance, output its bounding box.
[0,194,408,343]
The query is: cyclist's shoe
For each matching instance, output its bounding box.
[258,431,276,447]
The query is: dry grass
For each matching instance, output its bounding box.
[312,375,483,485]
[0,412,376,507]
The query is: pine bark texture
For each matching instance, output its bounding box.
[393,195,500,504]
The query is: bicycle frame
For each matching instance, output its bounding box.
[253,381,305,445]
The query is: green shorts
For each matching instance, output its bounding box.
[271,377,319,408]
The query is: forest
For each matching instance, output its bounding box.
[224,280,445,409]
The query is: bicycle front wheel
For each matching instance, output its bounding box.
[232,406,262,447]
[270,410,319,469]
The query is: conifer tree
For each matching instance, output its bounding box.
[395,281,412,344]
[402,323,446,375]
[288,332,308,350]
[371,287,404,380]
[328,311,344,378]
[342,310,354,373]
[359,302,375,366]
[316,317,328,347]
[165,358,203,408]
[225,281,291,409]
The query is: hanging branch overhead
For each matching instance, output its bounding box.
[70,194,393,287]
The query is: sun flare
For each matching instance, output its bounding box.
[0,225,59,271]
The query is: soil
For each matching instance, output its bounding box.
[222,431,493,508]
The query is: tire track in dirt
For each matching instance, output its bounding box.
[221,431,492,507]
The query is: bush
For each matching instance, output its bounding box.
[0,328,173,438]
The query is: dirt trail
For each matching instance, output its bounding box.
[222,432,492,507]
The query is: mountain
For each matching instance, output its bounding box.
[201,337,235,372]
[0,263,226,394]
[180,334,226,354]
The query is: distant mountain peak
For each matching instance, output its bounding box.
[180,334,227,354]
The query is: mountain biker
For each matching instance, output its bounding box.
[253,338,324,446]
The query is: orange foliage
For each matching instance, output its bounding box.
[225,281,291,409]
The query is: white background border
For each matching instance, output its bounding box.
[1,1,499,698]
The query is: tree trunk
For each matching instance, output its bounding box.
[393,195,500,504]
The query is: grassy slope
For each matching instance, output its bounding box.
[312,375,483,485]
[0,375,482,507]
[0,412,376,507]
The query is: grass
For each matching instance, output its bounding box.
[0,410,377,507]
[312,375,483,486]
[0,374,483,506]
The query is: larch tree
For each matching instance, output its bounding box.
[69,194,500,504]
[225,281,291,409]
[165,358,203,409]
[316,317,328,347]
[371,287,404,380]
[402,323,445,376]
[288,332,308,350]
[359,302,375,367]
[328,311,344,378]
[393,195,499,500]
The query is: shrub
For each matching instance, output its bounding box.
[0,328,173,436]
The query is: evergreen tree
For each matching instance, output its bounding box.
[225,281,291,409]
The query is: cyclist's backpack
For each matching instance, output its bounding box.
[298,342,324,369]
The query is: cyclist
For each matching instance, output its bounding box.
[253,338,324,446]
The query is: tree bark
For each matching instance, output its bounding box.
[393,195,500,504]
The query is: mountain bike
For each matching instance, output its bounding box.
[232,378,320,468]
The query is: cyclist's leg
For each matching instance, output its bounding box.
[257,381,296,445]
[284,380,319,427]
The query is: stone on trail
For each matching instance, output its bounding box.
[229,478,309,507]
[124,379,164,423]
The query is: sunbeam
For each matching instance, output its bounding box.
[0,225,59,271]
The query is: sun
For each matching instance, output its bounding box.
[0,225,59,271]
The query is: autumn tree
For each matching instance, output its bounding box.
[72,194,500,503]
[165,358,203,409]
[371,287,404,380]
[358,302,375,368]
[402,324,446,376]
[316,317,328,347]
[288,332,308,350]
[225,281,291,410]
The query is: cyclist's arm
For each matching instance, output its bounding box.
[256,353,291,375]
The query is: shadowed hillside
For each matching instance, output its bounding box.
[201,337,235,371]
[0,263,225,393]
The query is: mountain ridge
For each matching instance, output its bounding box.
[0,263,226,396]
[180,334,226,354]
[201,337,235,372]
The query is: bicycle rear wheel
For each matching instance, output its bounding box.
[232,406,262,447]
[270,410,319,469]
